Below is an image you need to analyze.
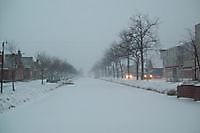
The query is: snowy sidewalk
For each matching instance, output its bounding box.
[102,78,181,95]
[0,80,67,113]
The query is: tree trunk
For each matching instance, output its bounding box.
[194,57,197,80]
[141,49,144,80]
[112,63,115,78]
[140,34,144,80]
[119,60,123,79]
[136,57,139,80]
[116,61,119,78]
[41,69,44,85]
[193,44,200,80]
[106,66,109,77]
[104,67,107,77]
[127,56,130,76]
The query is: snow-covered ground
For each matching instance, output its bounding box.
[0,80,64,113]
[0,78,200,133]
[102,78,181,94]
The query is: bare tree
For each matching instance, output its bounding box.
[91,14,159,80]
[119,30,134,78]
[129,14,159,80]
[130,47,140,80]
[119,29,141,80]
[112,42,126,78]
[35,52,51,84]
[35,52,77,83]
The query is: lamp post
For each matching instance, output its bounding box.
[1,41,7,94]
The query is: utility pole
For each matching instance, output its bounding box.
[1,41,6,94]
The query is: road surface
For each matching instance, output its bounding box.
[0,78,200,133]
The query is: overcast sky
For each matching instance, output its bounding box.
[0,0,200,72]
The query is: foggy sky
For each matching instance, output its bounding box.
[0,0,200,72]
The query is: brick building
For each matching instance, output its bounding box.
[161,23,200,81]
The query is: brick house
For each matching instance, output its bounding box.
[0,50,42,81]
[32,59,41,79]
[0,50,24,81]
[21,57,34,80]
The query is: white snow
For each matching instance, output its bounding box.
[0,78,200,133]
[0,80,64,113]
[103,78,181,94]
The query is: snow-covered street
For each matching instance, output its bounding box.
[0,78,200,133]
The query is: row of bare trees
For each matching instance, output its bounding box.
[91,13,159,80]
[5,42,78,78]
[5,42,78,83]
[36,52,77,84]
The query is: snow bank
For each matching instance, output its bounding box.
[0,80,66,113]
[102,78,181,95]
